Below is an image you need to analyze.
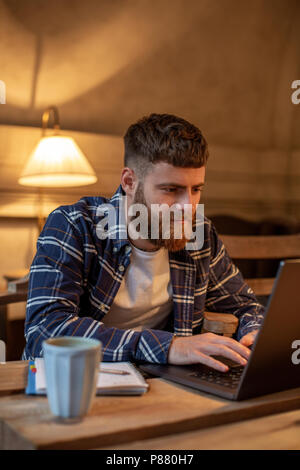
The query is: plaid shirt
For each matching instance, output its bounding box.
[22,185,265,363]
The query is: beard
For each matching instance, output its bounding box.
[129,182,196,252]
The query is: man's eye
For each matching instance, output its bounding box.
[162,188,203,193]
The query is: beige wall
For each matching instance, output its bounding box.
[0,0,299,287]
[0,0,299,221]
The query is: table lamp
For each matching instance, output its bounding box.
[18,106,98,231]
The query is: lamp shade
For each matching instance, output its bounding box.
[18,135,97,187]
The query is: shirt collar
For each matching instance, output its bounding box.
[108,185,131,252]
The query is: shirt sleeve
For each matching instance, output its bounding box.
[205,223,265,340]
[23,209,173,364]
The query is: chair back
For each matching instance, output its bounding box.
[220,234,300,296]
[0,277,28,361]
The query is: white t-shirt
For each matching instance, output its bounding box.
[104,243,173,331]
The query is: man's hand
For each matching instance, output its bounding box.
[168,332,251,372]
[239,329,259,347]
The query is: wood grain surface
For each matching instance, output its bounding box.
[0,361,300,450]
[102,408,300,450]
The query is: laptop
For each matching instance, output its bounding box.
[139,259,300,400]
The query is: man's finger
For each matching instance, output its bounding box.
[240,331,257,346]
[240,330,259,345]
[195,351,229,372]
[205,333,251,359]
[202,344,248,366]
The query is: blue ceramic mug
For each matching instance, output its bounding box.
[43,336,101,421]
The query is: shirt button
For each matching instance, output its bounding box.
[119,265,125,272]
[113,247,118,253]
[100,304,106,312]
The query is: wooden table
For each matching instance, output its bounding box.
[0,361,300,450]
[105,409,300,450]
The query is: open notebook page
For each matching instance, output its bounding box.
[35,358,149,395]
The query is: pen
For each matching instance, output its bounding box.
[99,368,130,376]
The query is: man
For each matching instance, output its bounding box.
[23,113,264,373]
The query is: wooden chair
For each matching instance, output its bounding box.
[220,233,300,297]
[0,275,29,361]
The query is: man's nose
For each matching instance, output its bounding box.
[176,190,193,208]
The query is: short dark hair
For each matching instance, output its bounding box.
[123,113,209,178]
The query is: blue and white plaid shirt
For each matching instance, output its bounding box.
[23,185,265,363]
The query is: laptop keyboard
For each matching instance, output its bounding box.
[189,364,244,389]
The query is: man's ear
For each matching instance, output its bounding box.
[120,167,138,197]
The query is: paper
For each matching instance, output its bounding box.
[33,358,149,396]
[98,362,147,388]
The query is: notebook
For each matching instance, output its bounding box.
[26,358,149,396]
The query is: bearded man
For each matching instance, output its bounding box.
[23,113,264,372]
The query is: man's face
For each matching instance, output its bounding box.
[131,162,206,251]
